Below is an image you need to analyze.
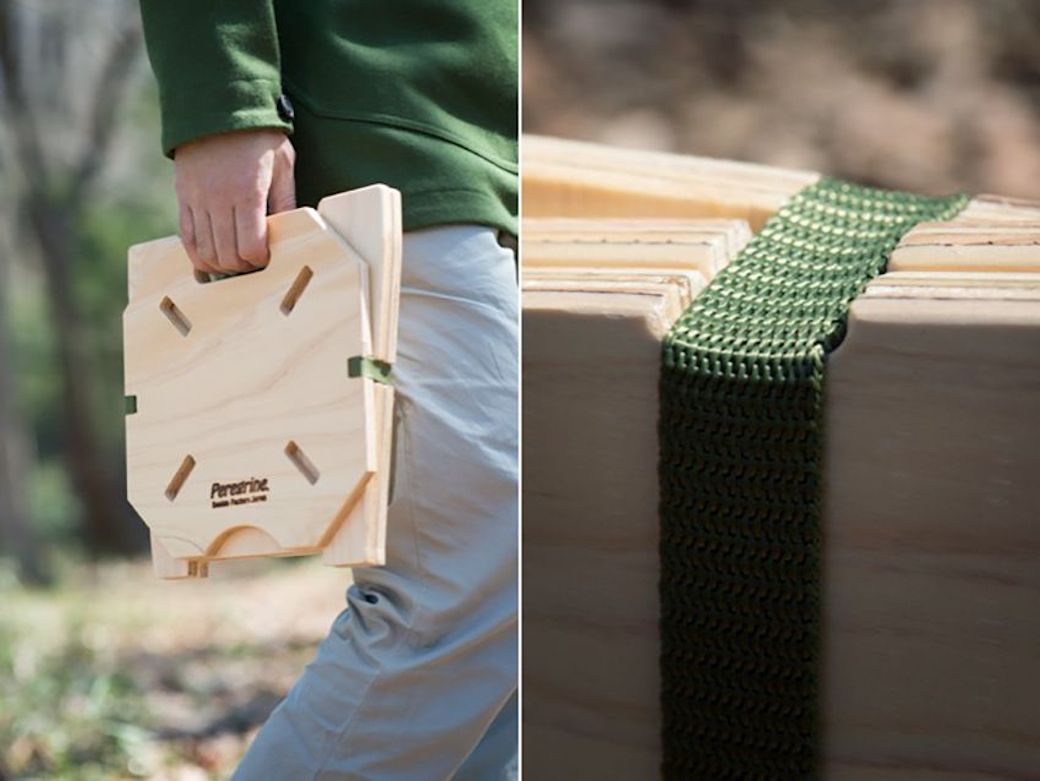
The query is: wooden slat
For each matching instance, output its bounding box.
[523,272,705,311]
[523,270,1040,778]
[891,220,1040,272]
[821,273,1040,778]
[523,217,751,281]
[522,216,747,777]
[523,287,676,779]
[524,135,1040,233]
[318,185,403,363]
[524,135,819,231]
[525,217,752,258]
[520,144,1040,777]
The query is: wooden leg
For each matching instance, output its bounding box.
[150,533,208,580]
[322,384,393,568]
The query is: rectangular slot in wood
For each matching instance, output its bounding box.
[285,440,320,484]
[159,296,192,336]
[165,455,196,501]
[280,266,314,315]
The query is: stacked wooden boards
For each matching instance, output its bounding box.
[522,137,1040,779]
[523,218,750,305]
[522,217,749,778]
[124,185,401,579]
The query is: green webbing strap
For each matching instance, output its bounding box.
[348,355,393,384]
[658,178,968,778]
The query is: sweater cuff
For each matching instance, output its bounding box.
[159,78,293,157]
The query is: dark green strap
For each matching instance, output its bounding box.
[658,178,968,778]
[348,355,393,384]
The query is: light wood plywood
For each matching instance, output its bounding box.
[318,185,403,363]
[523,135,819,231]
[125,190,402,579]
[524,135,1040,232]
[522,218,750,298]
[317,186,402,570]
[891,220,1040,273]
[522,271,704,311]
[523,288,677,780]
[523,218,752,277]
[521,217,746,778]
[821,273,1040,779]
[523,272,1040,779]
[521,190,1040,778]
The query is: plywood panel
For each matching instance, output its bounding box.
[125,191,402,578]
[523,218,751,277]
[522,273,704,310]
[821,276,1040,779]
[523,139,1040,777]
[523,289,677,780]
[524,135,1040,231]
[522,216,1040,779]
[891,220,1040,272]
[523,135,819,231]
[523,280,1040,778]
[318,185,403,363]
[522,218,745,776]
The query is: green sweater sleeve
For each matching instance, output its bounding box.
[139,0,293,157]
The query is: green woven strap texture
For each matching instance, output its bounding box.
[348,355,393,384]
[659,178,968,779]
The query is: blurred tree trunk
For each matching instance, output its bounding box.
[0,248,48,584]
[0,0,146,555]
[25,193,145,554]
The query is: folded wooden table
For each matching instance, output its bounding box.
[522,137,1040,779]
[124,186,401,579]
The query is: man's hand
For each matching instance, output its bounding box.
[174,129,296,275]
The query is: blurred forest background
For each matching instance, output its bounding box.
[0,2,347,779]
[525,0,1040,200]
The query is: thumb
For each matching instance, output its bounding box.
[268,157,297,214]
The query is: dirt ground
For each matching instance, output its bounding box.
[0,559,349,780]
[524,0,1040,200]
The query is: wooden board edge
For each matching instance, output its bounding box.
[318,185,404,365]
[323,383,393,568]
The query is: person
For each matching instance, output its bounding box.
[137,2,519,778]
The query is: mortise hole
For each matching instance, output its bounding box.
[285,440,320,484]
[160,296,192,336]
[187,561,208,578]
[165,455,196,501]
[280,266,314,315]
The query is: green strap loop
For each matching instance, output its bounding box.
[348,355,393,384]
[658,178,968,779]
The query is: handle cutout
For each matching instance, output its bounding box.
[285,440,320,484]
[280,266,314,315]
[165,455,196,501]
[160,296,192,337]
[193,267,263,285]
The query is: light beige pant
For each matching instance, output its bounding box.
[233,225,519,780]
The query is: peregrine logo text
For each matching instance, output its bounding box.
[211,477,270,509]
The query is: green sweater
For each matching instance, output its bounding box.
[139,0,518,235]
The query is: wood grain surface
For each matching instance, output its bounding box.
[125,191,401,579]
[520,148,1040,779]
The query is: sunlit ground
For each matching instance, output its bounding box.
[0,557,350,780]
